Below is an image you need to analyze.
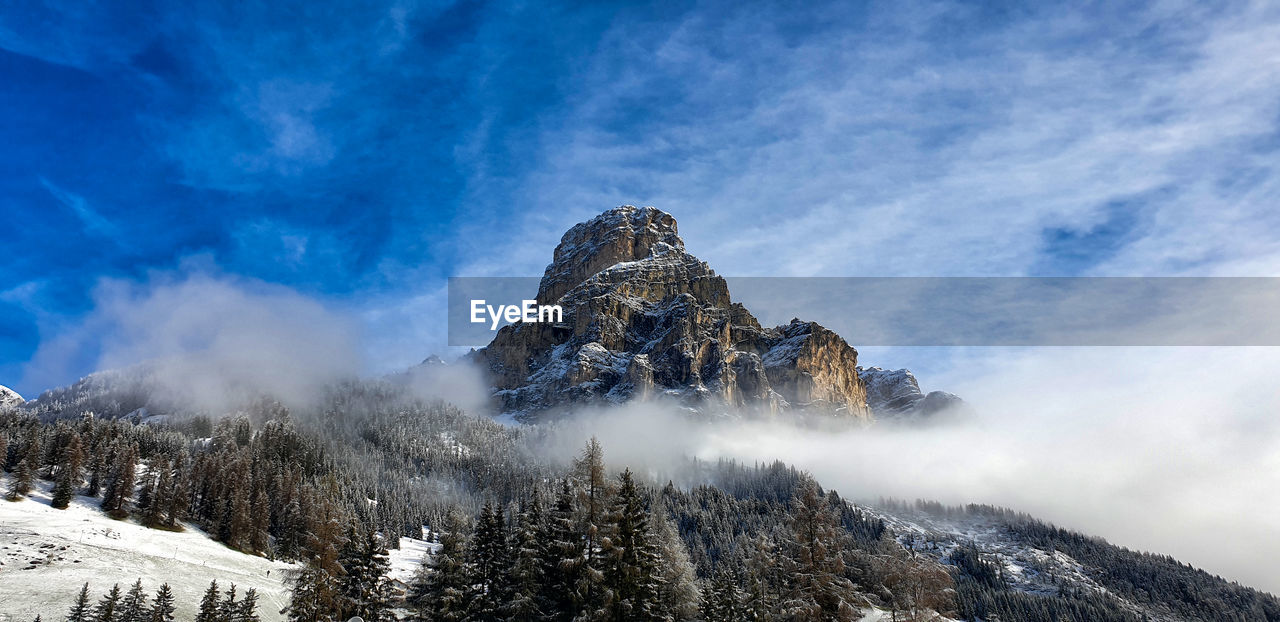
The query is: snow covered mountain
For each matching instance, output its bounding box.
[474,206,963,422]
[858,367,966,421]
[0,384,23,409]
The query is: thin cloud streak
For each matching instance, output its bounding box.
[38,177,119,239]
[489,0,1280,280]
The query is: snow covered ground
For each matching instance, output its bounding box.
[386,530,437,588]
[0,478,296,622]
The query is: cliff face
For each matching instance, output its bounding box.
[474,206,871,421]
[858,367,965,420]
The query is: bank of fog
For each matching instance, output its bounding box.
[535,346,1280,595]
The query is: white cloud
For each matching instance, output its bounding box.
[20,269,363,414]
[476,1,1280,280]
[541,345,1280,594]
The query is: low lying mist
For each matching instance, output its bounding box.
[536,346,1280,595]
[15,270,1279,595]
[399,358,492,416]
[20,269,363,414]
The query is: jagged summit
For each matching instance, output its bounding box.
[475,206,873,421]
[538,205,687,303]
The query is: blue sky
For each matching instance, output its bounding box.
[3,0,1280,395]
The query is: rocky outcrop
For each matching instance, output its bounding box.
[0,384,23,409]
[858,367,965,420]
[474,206,872,421]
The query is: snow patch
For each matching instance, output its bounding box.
[0,478,295,622]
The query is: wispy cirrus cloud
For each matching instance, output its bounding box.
[5,1,1278,372]
[38,177,119,238]
[482,1,1280,280]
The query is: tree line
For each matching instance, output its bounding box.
[55,578,260,622]
[8,374,1276,621]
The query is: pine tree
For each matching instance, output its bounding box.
[7,454,35,501]
[94,584,123,622]
[142,457,170,528]
[702,568,746,622]
[6,430,40,501]
[743,532,783,619]
[651,511,700,621]
[66,583,92,622]
[235,588,261,622]
[24,428,42,471]
[148,584,176,622]
[603,469,662,621]
[780,477,859,621]
[136,466,157,523]
[283,566,334,622]
[52,467,76,509]
[227,474,252,550]
[466,502,510,619]
[120,579,148,622]
[336,527,392,622]
[507,495,546,620]
[164,452,188,529]
[101,443,137,518]
[542,479,585,621]
[573,439,612,620]
[276,498,304,559]
[249,479,270,553]
[85,449,106,497]
[195,581,220,622]
[218,583,239,622]
[410,509,469,621]
[283,495,345,621]
[51,432,83,509]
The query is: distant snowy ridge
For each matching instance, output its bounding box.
[857,367,966,421]
[0,384,23,408]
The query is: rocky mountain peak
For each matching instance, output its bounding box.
[476,206,878,421]
[538,205,686,303]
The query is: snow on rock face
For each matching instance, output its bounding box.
[0,384,23,408]
[858,367,966,420]
[475,206,872,421]
[537,205,685,304]
[859,367,924,415]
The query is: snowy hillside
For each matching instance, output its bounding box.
[0,478,296,622]
[869,504,1114,598]
[861,501,1280,621]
